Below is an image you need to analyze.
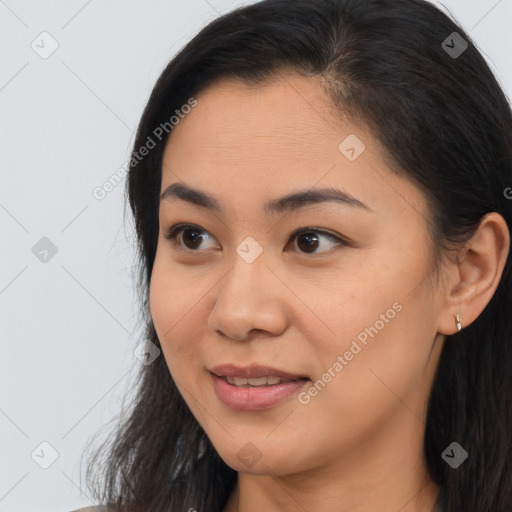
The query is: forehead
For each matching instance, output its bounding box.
[163,75,348,163]
[160,75,429,224]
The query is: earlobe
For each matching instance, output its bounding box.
[437,212,510,335]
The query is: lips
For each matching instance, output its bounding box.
[210,364,308,383]
[209,364,310,409]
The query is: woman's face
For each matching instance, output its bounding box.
[149,75,447,476]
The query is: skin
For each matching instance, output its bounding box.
[148,74,510,512]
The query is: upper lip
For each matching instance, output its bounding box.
[210,364,308,380]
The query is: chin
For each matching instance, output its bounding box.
[211,437,304,476]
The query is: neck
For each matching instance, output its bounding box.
[223,466,440,512]
[222,411,441,512]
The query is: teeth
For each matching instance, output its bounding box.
[225,375,294,387]
[247,377,268,386]
[231,376,248,386]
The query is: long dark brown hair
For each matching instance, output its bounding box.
[81,0,512,510]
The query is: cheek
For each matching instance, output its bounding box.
[149,257,202,364]
[300,267,400,362]
[304,252,438,403]
[310,286,438,426]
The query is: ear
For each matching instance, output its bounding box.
[437,212,510,335]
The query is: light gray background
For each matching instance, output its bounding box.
[1,1,511,510]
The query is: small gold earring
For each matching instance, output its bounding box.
[456,312,462,332]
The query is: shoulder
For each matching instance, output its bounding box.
[68,507,108,512]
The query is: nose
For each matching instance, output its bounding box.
[207,251,288,341]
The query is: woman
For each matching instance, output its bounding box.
[76,0,512,510]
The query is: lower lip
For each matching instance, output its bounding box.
[211,374,309,410]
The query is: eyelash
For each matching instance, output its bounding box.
[163,223,349,255]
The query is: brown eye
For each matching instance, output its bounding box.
[295,231,320,253]
[288,228,347,255]
[163,224,218,251]
[179,227,206,250]
[164,224,347,255]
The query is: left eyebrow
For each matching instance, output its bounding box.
[160,182,373,214]
[264,186,372,215]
